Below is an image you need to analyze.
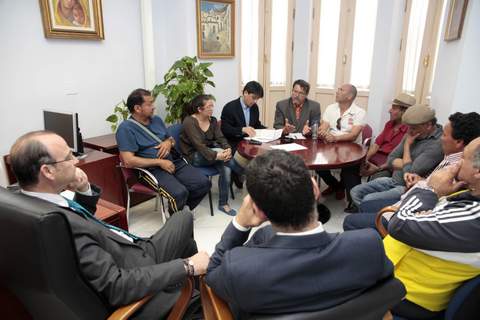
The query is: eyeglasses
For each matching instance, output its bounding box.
[292,89,306,97]
[336,118,341,130]
[44,151,75,165]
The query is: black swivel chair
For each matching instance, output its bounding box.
[0,187,192,320]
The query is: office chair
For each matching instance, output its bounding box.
[375,207,480,320]
[168,123,234,216]
[0,187,192,320]
[362,124,373,147]
[200,275,406,320]
[117,154,167,224]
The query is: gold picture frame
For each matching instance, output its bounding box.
[196,0,235,59]
[444,0,469,41]
[39,0,104,40]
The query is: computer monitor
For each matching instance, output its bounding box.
[43,109,84,156]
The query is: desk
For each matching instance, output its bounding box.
[84,133,118,154]
[237,139,367,170]
[96,198,128,231]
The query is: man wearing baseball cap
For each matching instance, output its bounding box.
[360,93,416,181]
[350,104,444,211]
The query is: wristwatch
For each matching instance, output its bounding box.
[183,259,195,276]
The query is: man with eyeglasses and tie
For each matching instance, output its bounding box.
[317,84,366,212]
[273,79,321,136]
[9,130,209,319]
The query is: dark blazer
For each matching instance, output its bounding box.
[221,97,266,151]
[206,223,393,317]
[273,98,321,133]
[21,187,187,319]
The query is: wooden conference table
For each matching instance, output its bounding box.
[237,138,367,170]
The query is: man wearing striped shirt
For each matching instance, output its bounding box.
[387,136,480,319]
[344,112,480,231]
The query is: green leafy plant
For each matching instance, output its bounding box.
[106,100,129,132]
[105,56,214,131]
[152,56,215,124]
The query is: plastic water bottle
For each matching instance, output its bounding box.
[312,121,319,140]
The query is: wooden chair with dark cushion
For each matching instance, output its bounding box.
[0,187,192,320]
[200,275,406,320]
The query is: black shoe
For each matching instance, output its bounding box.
[344,203,358,214]
[231,171,244,189]
[317,203,331,224]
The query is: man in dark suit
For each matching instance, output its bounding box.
[273,79,321,135]
[221,81,266,187]
[205,150,394,317]
[220,81,266,152]
[9,130,209,319]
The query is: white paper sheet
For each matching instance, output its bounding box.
[286,133,306,140]
[244,129,283,143]
[270,143,307,152]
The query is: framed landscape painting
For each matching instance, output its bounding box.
[196,0,235,59]
[39,0,104,40]
[444,0,469,41]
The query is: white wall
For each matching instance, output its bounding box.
[431,0,480,124]
[0,0,145,186]
[152,0,241,119]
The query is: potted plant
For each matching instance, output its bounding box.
[106,56,214,131]
[105,100,129,132]
[152,56,215,124]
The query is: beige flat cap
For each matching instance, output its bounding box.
[402,104,435,125]
[392,93,416,108]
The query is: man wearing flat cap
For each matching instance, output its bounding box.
[349,104,444,212]
[360,93,416,181]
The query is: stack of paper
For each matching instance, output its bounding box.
[286,133,306,140]
[271,143,307,152]
[245,129,283,143]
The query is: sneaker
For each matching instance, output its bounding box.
[321,186,335,196]
[218,205,237,216]
[344,203,358,214]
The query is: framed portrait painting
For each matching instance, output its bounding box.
[444,0,469,41]
[196,0,235,59]
[39,0,104,40]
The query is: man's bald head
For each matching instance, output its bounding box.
[10,131,58,189]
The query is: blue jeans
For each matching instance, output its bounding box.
[343,213,388,234]
[192,151,232,207]
[350,177,404,207]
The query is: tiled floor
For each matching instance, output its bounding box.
[129,176,350,255]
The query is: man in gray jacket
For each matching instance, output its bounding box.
[9,130,209,319]
[273,79,321,136]
[349,104,444,211]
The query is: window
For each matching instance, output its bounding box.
[350,0,378,90]
[396,0,446,104]
[240,0,259,84]
[316,0,341,88]
[269,0,289,86]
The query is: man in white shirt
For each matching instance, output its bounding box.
[317,84,366,211]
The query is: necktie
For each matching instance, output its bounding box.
[64,197,140,241]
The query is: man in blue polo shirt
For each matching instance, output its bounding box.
[116,88,210,213]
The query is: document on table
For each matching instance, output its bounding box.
[244,129,283,143]
[286,133,306,140]
[270,143,307,152]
